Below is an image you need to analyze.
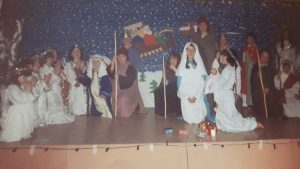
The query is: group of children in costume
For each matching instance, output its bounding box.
[1,16,299,142]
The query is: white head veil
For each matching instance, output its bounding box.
[87,54,111,78]
[176,42,207,76]
[88,54,112,118]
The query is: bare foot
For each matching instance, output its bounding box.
[256,122,264,129]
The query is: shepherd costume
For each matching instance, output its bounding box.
[251,63,283,120]
[108,48,139,117]
[180,17,215,73]
[80,54,112,118]
[274,67,300,118]
[154,58,181,117]
[241,44,258,106]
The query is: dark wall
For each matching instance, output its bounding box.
[13,0,300,72]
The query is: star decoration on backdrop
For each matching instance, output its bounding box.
[16,0,300,72]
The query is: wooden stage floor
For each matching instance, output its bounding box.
[1,112,300,146]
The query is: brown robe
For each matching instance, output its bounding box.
[181,29,215,72]
[109,62,138,117]
[250,64,284,120]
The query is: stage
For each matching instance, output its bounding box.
[0,112,300,169]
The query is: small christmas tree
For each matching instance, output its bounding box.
[149,80,158,93]
[139,72,146,82]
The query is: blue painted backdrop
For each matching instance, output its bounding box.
[16,0,300,72]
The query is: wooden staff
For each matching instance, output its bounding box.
[83,45,93,116]
[163,55,167,119]
[114,31,118,118]
[256,49,268,119]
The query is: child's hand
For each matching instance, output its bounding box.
[92,60,100,72]
[30,77,38,87]
[81,65,87,73]
[44,74,52,85]
[24,82,33,92]
[54,62,61,75]
[188,97,196,103]
[100,95,107,100]
[263,88,270,94]
[170,65,177,72]
[276,71,281,80]
[211,68,217,75]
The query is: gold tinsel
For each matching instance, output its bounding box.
[61,79,70,106]
[60,72,71,106]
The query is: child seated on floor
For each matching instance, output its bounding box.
[0,67,37,142]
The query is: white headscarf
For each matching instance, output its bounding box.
[88,54,112,118]
[87,54,111,79]
[176,42,207,76]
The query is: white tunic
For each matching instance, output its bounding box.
[209,66,257,132]
[31,72,50,126]
[0,85,36,142]
[276,41,296,67]
[274,73,300,118]
[178,66,207,124]
[39,65,74,125]
[64,62,87,115]
[177,42,207,124]
[0,87,9,117]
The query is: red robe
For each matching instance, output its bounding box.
[241,45,259,95]
[284,72,300,89]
